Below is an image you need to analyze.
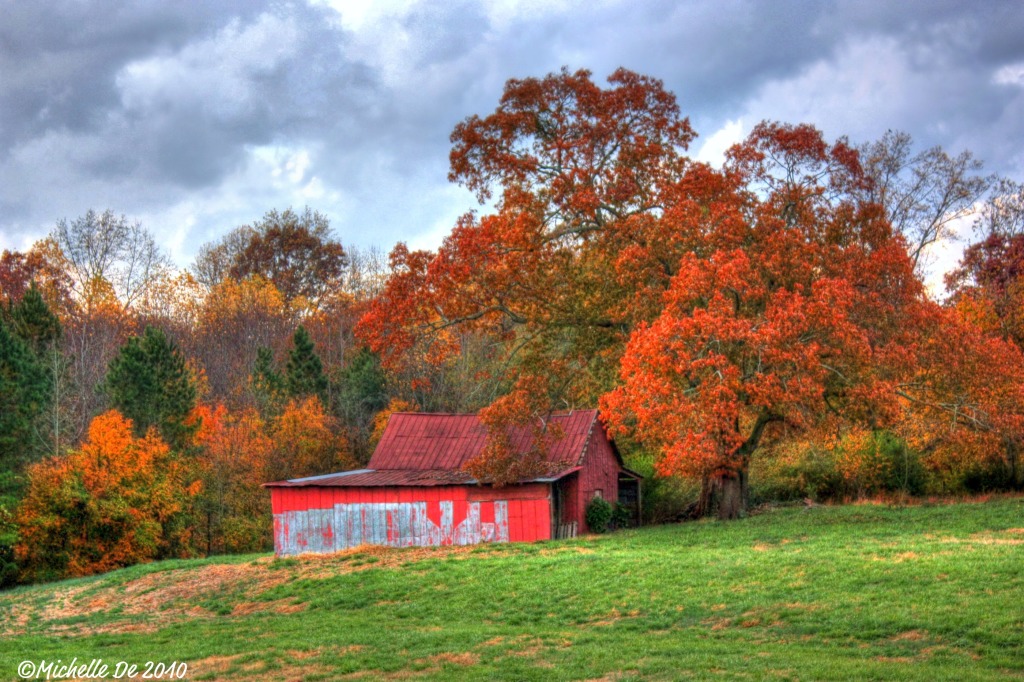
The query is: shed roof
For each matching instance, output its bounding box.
[265,409,606,488]
[369,410,598,471]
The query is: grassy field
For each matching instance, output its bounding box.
[1,499,1023,681]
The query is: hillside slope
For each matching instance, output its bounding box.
[2,500,1023,680]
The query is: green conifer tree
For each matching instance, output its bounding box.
[0,319,49,470]
[8,283,61,356]
[285,325,328,403]
[8,283,68,461]
[104,326,197,449]
[337,347,388,424]
[251,346,285,416]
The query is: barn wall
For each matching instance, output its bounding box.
[572,425,623,533]
[271,483,551,556]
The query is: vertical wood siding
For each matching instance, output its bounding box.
[271,484,551,556]
[575,424,622,532]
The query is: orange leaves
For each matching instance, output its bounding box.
[604,123,927,483]
[895,303,1024,482]
[194,403,272,473]
[458,373,570,486]
[16,411,193,580]
[358,68,703,414]
[193,275,294,402]
[191,404,274,553]
[200,274,288,327]
[449,68,694,209]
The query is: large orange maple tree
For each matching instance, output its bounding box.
[603,123,924,516]
[359,68,711,482]
[359,68,1024,511]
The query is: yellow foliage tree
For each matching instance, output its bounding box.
[268,396,358,482]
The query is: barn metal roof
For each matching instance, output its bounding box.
[265,466,585,488]
[369,410,599,471]
[264,410,602,488]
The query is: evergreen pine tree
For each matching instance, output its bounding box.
[104,326,197,449]
[0,318,49,470]
[251,346,285,416]
[8,283,67,460]
[8,283,61,356]
[337,347,388,424]
[285,325,328,402]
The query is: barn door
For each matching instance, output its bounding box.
[551,481,577,539]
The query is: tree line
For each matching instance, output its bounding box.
[2,67,1023,584]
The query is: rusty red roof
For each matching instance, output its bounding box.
[265,410,602,488]
[369,410,598,470]
[264,466,584,488]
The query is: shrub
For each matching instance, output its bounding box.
[752,430,928,503]
[16,411,195,581]
[585,497,613,534]
[625,453,698,523]
[0,472,20,588]
[610,503,633,530]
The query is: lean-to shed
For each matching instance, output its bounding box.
[264,410,641,556]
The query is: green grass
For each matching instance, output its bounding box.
[2,499,1024,680]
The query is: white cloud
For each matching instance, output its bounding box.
[696,118,744,167]
[994,62,1024,87]
[918,212,977,300]
[741,37,922,141]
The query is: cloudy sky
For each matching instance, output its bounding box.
[2,0,1023,286]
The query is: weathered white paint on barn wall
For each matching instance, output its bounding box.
[273,500,510,556]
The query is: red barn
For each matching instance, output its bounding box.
[264,410,641,556]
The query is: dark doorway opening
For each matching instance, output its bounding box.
[617,475,642,526]
[552,479,577,538]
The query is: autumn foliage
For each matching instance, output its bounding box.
[16,411,195,581]
[267,397,358,483]
[192,404,273,554]
[3,66,1024,582]
[361,69,1024,515]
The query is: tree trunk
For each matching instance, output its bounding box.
[717,469,748,520]
[695,468,749,520]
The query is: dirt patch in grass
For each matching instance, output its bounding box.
[231,662,339,681]
[966,532,1024,546]
[590,607,642,626]
[190,654,244,677]
[0,601,34,637]
[231,597,303,616]
[427,652,479,666]
[4,560,293,637]
[1,542,590,638]
[890,630,929,642]
[935,530,1024,547]
[870,551,921,563]
[505,635,547,658]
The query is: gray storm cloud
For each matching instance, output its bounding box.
[1,0,1022,268]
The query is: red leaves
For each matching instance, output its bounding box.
[604,124,921,481]
[450,67,694,210]
[361,67,1024,493]
[464,374,568,487]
